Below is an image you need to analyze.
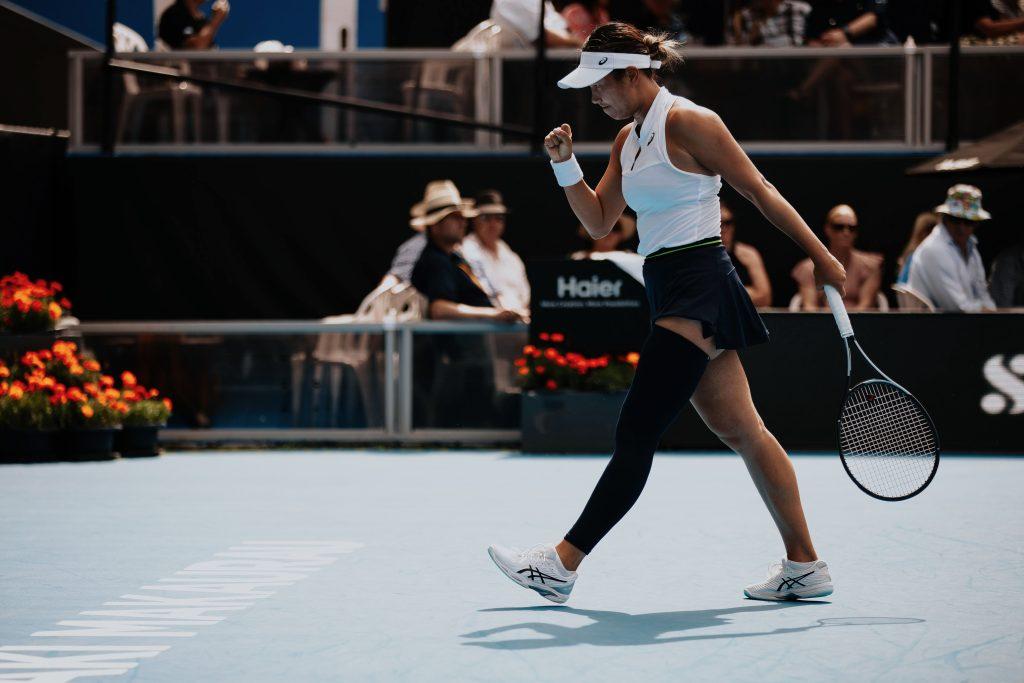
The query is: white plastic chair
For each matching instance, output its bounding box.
[113,23,204,143]
[892,284,936,312]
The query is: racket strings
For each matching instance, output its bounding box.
[839,381,938,499]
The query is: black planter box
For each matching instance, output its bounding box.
[115,425,163,457]
[521,390,625,454]
[62,428,120,461]
[0,429,60,463]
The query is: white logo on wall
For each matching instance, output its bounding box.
[981,354,1024,415]
[558,276,622,299]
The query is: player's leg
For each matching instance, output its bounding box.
[690,350,817,561]
[690,351,833,600]
[488,322,709,602]
[562,323,710,561]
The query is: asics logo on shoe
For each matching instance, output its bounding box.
[777,570,814,591]
[517,565,566,585]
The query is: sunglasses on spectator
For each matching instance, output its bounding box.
[828,222,858,232]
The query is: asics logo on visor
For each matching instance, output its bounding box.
[598,57,608,65]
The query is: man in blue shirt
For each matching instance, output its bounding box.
[907,184,997,312]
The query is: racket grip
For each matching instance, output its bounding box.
[824,285,854,338]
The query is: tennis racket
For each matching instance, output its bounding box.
[823,285,940,501]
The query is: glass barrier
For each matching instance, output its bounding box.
[36,321,530,441]
[69,47,1024,151]
[74,330,390,430]
[927,48,1024,144]
[502,50,908,143]
[75,52,488,147]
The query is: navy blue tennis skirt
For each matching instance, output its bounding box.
[643,240,769,350]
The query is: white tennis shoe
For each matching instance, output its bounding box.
[744,558,833,601]
[487,543,577,603]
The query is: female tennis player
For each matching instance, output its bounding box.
[488,22,848,603]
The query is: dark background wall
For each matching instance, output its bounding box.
[20,152,1016,320]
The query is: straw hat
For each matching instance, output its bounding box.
[472,189,509,216]
[409,180,478,230]
[935,184,992,222]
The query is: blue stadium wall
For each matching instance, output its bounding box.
[6,0,385,48]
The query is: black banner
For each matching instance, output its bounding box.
[527,259,649,355]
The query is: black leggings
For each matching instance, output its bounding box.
[564,325,710,555]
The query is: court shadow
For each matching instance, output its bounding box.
[460,603,923,650]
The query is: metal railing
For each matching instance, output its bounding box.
[74,319,527,444]
[67,45,1024,155]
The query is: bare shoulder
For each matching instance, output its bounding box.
[666,104,725,142]
[612,124,632,149]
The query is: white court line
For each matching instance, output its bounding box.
[0,541,363,682]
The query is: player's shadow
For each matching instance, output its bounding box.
[461,603,923,650]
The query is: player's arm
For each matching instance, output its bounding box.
[667,107,847,296]
[544,124,628,239]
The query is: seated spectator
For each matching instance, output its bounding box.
[721,202,772,307]
[908,185,997,312]
[804,0,895,46]
[158,0,229,50]
[896,211,939,285]
[989,237,1024,307]
[792,204,882,311]
[569,214,638,259]
[460,190,531,314]
[409,181,524,323]
[729,0,812,47]
[961,0,1024,44]
[613,0,688,42]
[489,0,581,47]
[562,0,611,42]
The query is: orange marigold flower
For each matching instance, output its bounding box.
[103,388,120,400]
[51,282,63,293]
[551,333,565,343]
[545,379,558,391]
[30,300,43,313]
[83,359,100,372]
[81,404,94,419]
[9,385,24,400]
[48,302,62,320]
[84,382,99,396]
[121,371,137,387]
[625,352,640,365]
[59,297,72,309]
[522,345,537,355]
[123,389,137,401]
[517,367,530,376]
[513,358,527,367]
[0,366,8,378]
[535,365,546,374]
[148,388,159,398]
[70,365,84,376]
[67,387,86,402]
[162,397,173,411]
[100,375,114,387]
[543,348,557,360]
[538,332,550,341]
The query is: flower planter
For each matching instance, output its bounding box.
[62,427,120,461]
[115,425,164,458]
[1,429,61,463]
[521,390,626,454]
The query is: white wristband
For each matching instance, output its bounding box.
[550,155,584,187]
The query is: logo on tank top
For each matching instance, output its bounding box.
[647,132,655,145]
[598,57,608,65]
[557,276,623,299]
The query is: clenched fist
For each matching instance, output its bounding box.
[544,123,573,162]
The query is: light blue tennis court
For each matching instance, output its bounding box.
[2,450,1022,682]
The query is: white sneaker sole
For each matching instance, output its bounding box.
[743,581,834,601]
[487,547,571,604]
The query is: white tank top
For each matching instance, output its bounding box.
[620,86,723,257]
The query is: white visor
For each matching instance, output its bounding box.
[557,51,663,89]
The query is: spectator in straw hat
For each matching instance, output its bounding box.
[908,184,997,312]
[409,181,524,323]
[460,189,531,314]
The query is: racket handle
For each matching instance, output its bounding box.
[823,285,854,338]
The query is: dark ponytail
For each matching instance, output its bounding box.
[582,22,684,80]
